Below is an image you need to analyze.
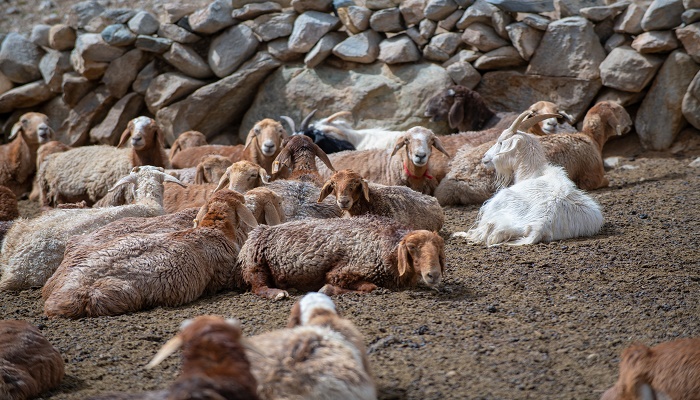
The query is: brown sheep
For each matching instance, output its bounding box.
[424,85,517,133]
[0,320,65,400]
[243,187,285,226]
[168,130,208,162]
[601,338,700,400]
[239,215,445,299]
[0,112,55,197]
[165,154,233,185]
[0,185,18,243]
[28,141,71,202]
[272,135,336,185]
[214,161,269,194]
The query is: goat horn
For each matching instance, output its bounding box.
[505,110,536,134]
[518,113,563,133]
[162,172,187,188]
[313,143,335,172]
[108,173,138,192]
[145,335,183,369]
[325,111,353,123]
[280,116,296,133]
[300,110,317,131]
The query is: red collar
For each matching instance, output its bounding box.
[403,162,433,180]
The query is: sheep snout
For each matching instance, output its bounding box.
[261,140,277,156]
[37,123,53,142]
[337,196,353,210]
[542,118,558,134]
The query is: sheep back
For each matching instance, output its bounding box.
[0,185,19,221]
[540,134,608,191]
[264,180,341,221]
[170,145,243,169]
[163,183,216,213]
[357,183,444,231]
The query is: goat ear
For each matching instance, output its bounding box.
[263,200,282,225]
[397,240,412,277]
[259,167,269,184]
[195,164,206,184]
[390,136,408,157]
[236,202,258,231]
[317,180,334,203]
[117,122,133,148]
[608,113,624,136]
[448,97,465,130]
[287,301,302,328]
[497,136,520,156]
[9,121,23,140]
[313,143,335,172]
[170,141,182,159]
[432,136,451,157]
[214,170,230,192]
[361,179,370,202]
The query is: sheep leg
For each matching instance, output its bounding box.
[245,262,289,300]
[319,282,378,296]
[321,269,378,295]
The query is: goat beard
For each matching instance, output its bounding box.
[492,166,514,190]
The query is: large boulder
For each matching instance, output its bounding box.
[599,46,664,92]
[0,33,45,84]
[682,71,700,130]
[240,61,453,140]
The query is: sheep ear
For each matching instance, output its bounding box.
[448,98,464,130]
[390,136,407,157]
[263,200,282,226]
[108,173,138,192]
[287,301,302,328]
[397,241,412,277]
[117,123,133,148]
[608,113,625,136]
[313,143,335,172]
[194,203,208,227]
[432,136,451,157]
[195,164,206,184]
[162,173,186,187]
[170,141,182,159]
[259,167,269,184]
[559,111,575,124]
[146,335,183,369]
[214,170,230,192]
[317,180,334,203]
[236,202,258,231]
[243,131,256,151]
[9,121,22,140]
[272,148,291,174]
[361,179,370,202]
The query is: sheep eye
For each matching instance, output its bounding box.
[406,244,416,252]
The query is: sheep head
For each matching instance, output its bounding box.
[9,112,54,146]
[601,343,671,400]
[526,101,575,135]
[583,101,632,150]
[391,127,450,168]
[397,230,445,289]
[194,189,258,240]
[271,135,335,175]
[424,86,495,131]
[246,187,285,225]
[244,118,288,159]
[109,166,186,192]
[194,155,232,185]
[170,130,207,161]
[287,292,338,328]
[215,161,269,193]
[317,169,369,211]
[117,116,163,151]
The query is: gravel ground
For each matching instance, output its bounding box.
[2,153,699,399]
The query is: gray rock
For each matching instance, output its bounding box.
[456,0,499,29]
[73,33,126,63]
[443,49,482,65]
[209,25,260,78]
[473,46,526,69]
[160,3,202,24]
[0,72,12,96]
[101,8,138,25]
[134,36,173,54]
[446,60,481,88]
[128,11,160,35]
[156,52,281,144]
[631,31,678,53]
[641,0,684,31]
[305,32,346,68]
[288,11,340,53]
[594,18,616,44]
[344,6,372,33]
[291,0,333,13]
[365,0,401,10]
[454,0,475,6]
[233,2,283,19]
[554,0,606,18]
[0,81,54,113]
[420,18,438,39]
[579,1,630,22]
[189,0,236,34]
[268,37,305,62]
[132,61,158,95]
[613,2,645,34]
[599,46,663,92]
[477,70,602,121]
[66,0,105,29]
[636,50,700,150]
[59,84,115,146]
[146,72,207,114]
[103,49,152,99]
[406,26,429,46]
[251,11,296,42]
[400,0,426,26]
[240,61,453,139]
[101,24,137,47]
[158,24,202,44]
[604,33,631,52]
[506,21,544,61]
[683,71,700,130]
[461,22,509,52]
[62,72,98,106]
[485,0,554,13]
[48,25,76,51]
[594,86,646,106]
[370,8,405,32]
[527,17,606,80]
[425,0,459,21]
[0,33,44,84]
[70,51,107,80]
[378,34,421,64]
[685,0,700,8]
[333,29,382,63]
[31,25,51,48]
[491,8,512,38]
[424,32,463,61]
[682,9,700,24]
[39,50,71,93]
[90,92,145,145]
[520,13,552,30]
[165,43,213,79]
[676,23,700,63]
[438,9,465,31]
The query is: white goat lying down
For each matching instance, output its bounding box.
[454,111,604,246]
[311,111,403,151]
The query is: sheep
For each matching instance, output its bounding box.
[0,112,55,197]
[272,134,336,185]
[281,110,356,154]
[239,215,445,299]
[37,116,170,207]
[28,140,72,202]
[0,166,185,291]
[42,189,257,318]
[435,101,633,205]
[452,111,604,246]
[317,127,450,196]
[170,119,288,175]
[214,160,270,194]
[0,320,65,400]
[308,110,406,151]
[244,187,286,226]
[168,130,208,162]
[0,185,19,244]
[317,169,444,231]
[600,338,700,400]
[166,154,232,185]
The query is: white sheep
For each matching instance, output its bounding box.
[310,111,405,151]
[0,166,185,291]
[453,111,604,246]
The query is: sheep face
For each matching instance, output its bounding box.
[584,101,633,141]
[527,101,574,135]
[318,169,368,211]
[118,116,161,151]
[245,119,287,157]
[195,155,232,185]
[424,86,494,131]
[398,231,445,288]
[216,161,268,193]
[9,112,54,145]
[391,127,450,168]
[170,131,208,158]
[272,135,335,175]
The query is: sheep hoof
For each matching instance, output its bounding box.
[273,291,289,301]
[451,231,468,239]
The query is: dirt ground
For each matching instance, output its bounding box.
[1,146,698,399]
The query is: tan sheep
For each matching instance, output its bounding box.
[214,161,269,194]
[0,185,19,244]
[272,134,336,185]
[244,187,286,226]
[168,130,208,162]
[28,140,71,202]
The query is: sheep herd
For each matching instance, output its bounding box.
[0,86,698,399]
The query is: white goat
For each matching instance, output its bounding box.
[312,111,404,151]
[453,111,604,246]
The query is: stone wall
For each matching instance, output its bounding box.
[0,0,699,150]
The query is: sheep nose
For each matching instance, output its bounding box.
[338,198,351,209]
[426,272,433,280]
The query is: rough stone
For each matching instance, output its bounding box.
[344,6,372,33]
[443,49,482,65]
[594,87,646,106]
[631,31,678,53]
[486,0,554,13]
[682,9,700,24]
[579,1,630,22]
[406,26,429,46]
[128,11,160,35]
[158,24,202,44]
[288,11,340,53]
[189,0,236,34]
[145,72,207,114]
[425,0,459,21]
[424,32,463,61]
[0,72,12,96]
[73,33,126,63]
[62,72,98,106]
[0,81,54,114]
[554,0,607,18]
[439,9,465,31]
[685,0,700,8]
[66,1,105,29]
[132,61,158,95]
[599,46,663,92]
[209,24,260,78]
[490,8,512,38]
[370,8,405,32]
[156,52,282,144]
[683,71,700,130]
[676,23,700,63]
[134,36,173,54]
[268,38,305,62]
[233,2,283,20]
[305,32,346,68]
[461,22,509,52]
[640,0,684,31]
[31,25,51,48]
[60,84,115,146]
[101,24,137,47]
[291,0,333,13]
[474,46,526,69]
[48,25,77,51]
[90,92,145,145]
[164,43,213,79]
[333,29,382,63]
[636,50,700,150]
[527,17,606,80]
[160,3,201,24]
[39,50,72,93]
[419,18,438,39]
[594,17,615,43]
[613,2,645,34]
[251,11,296,42]
[456,0,499,29]
[69,49,107,80]
[241,61,453,139]
[604,33,632,52]
[400,0,426,26]
[476,70,603,121]
[520,13,552,30]
[103,49,151,99]
[365,0,401,10]
[446,60,482,88]
[506,21,544,61]
[378,35,421,64]
[0,33,44,84]
[101,8,138,25]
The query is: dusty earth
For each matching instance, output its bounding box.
[0,147,698,400]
